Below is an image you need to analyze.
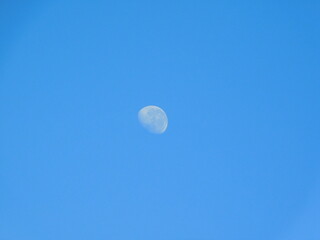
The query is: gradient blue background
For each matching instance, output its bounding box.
[1,1,320,239]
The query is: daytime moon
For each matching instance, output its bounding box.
[138,105,168,134]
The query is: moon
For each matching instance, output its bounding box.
[138,105,168,134]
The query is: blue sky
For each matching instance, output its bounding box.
[1,0,320,239]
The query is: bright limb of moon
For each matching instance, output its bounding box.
[138,105,168,134]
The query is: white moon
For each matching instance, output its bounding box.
[138,105,168,134]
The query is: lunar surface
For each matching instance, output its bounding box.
[138,105,168,134]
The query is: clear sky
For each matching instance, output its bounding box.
[1,0,320,239]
